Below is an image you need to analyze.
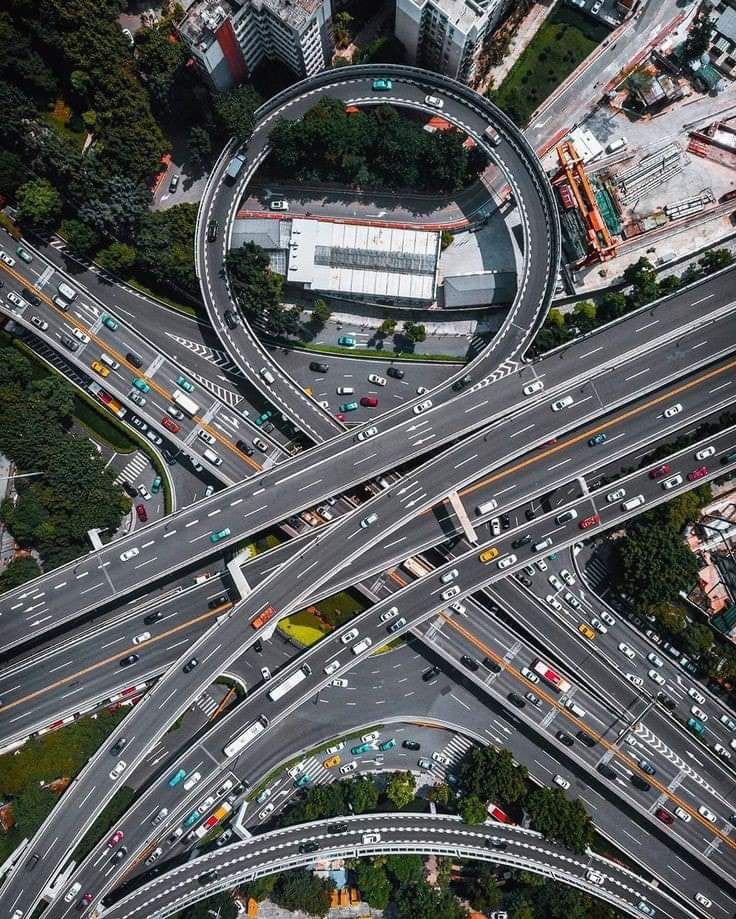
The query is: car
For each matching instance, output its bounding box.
[546,594,563,612]
[337,335,355,347]
[647,652,664,668]
[441,585,460,601]
[662,474,682,490]
[339,401,359,413]
[698,805,717,823]
[626,673,643,688]
[687,717,705,735]
[236,439,254,456]
[586,869,605,886]
[207,219,218,242]
[71,327,90,344]
[579,623,596,640]
[606,487,625,503]
[362,730,380,743]
[687,465,708,481]
[168,768,187,787]
[107,830,125,848]
[120,547,140,562]
[512,533,532,549]
[637,903,655,917]
[146,430,162,445]
[424,93,444,107]
[403,739,421,751]
[253,436,269,452]
[649,463,670,480]
[332,676,349,687]
[176,375,194,392]
[151,475,162,494]
[128,390,146,407]
[556,731,575,748]
[183,658,199,673]
[132,377,150,393]
[694,893,712,908]
[30,315,49,331]
[269,199,288,211]
[663,403,683,418]
[525,691,541,706]
[618,642,636,660]
[210,527,231,543]
[591,0,602,12]
[553,774,570,789]
[16,245,33,264]
[521,667,540,684]
[378,738,396,751]
[197,795,216,815]
[551,395,574,411]
[372,78,392,90]
[535,558,548,572]
[257,801,275,820]
[341,628,359,645]
[361,512,378,528]
[168,173,180,193]
[714,743,732,760]
[422,665,440,682]
[162,417,180,434]
[109,760,126,780]
[198,869,219,885]
[579,513,600,529]
[0,250,17,266]
[648,669,665,686]
[695,445,716,460]
[382,366,405,381]
[563,592,580,610]
[260,666,271,681]
[432,751,450,765]
[690,705,708,721]
[340,762,358,774]
[461,655,479,672]
[497,553,517,570]
[590,617,606,633]
[368,373,387,386]
[508,691,526,709]
[135,503,148,523]
[523,380,544,396]
[356,425,379,442]
[79,892,94,907]
[65,882,83,903]
[720,713,736,731]
[479,546,500,563]
[588,432,607,446]
[560,569,575,586]
[137,484,151,500]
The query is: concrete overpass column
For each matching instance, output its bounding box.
[446,491,478,544]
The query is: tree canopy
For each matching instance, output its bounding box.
[616,521,699,609]
[525,788,594,852]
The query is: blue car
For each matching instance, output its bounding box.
[588,432,607,447]
[168,768,187,787]
[184,811,200,828]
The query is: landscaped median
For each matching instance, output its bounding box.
[278,591,369,647]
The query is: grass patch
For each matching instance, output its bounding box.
[491,2,608,126]
[125,275,201,318]
[43,99,86,149]
[73,394,137,452]
[374,636,405,655]
[266,336,461,363]
[278,608,331,646]
[278,590,369,647]
[216,675,247,701]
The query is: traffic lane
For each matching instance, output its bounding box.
[1,287,733,652]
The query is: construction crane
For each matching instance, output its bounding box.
[553,141,617,262]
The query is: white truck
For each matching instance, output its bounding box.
[171,389,199,416]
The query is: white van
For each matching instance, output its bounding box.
[565,699,586,718]
[57,281,77,301]
[622,495,645,511]
[336,386,354,395]
[259,367,275,385]
[203,448,222,466]
[476,499,498,515]
[533,537,552,552]
[606,137,627,154]
[100,352,120,370]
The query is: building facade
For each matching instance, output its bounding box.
[395,0,512,83]
[704,0,736,78]
[178,0,334,90]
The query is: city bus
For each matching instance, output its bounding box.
[268,664,312,702]
[532,659,571,693]
[223,715,269,758]
[402,556,432,579]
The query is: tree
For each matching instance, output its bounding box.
[685,12,714,60]
[393,881,468,919]
[403,321,426,344]
[616,523,699,609]
[134,24,187,111]
[271,868,334,917]
[525,787,594,853]
[465,862,503,912]
[0,150,27,199]
[351,859,390,908]
[459,746,527,807]
[61,219,100,258]
[96,242,137,276]
[240,874,277,902]
[78,175,152,240]
[188,125,213,174]
[15,178,62,230]
[137,202,198,294]
[570,299,596,333]
[378,318,397,337]
[384,853,424,886]
[12,784,58,838]
[657,274,681,295]
[460,794,488,825]
[598,291,627,322]
[180,893,238,919]
[647,601,686,635]
[428,782,451,805]
[507,895,536,919]
[227,242,288,332]
[346,775,379,814]
[334,9,354,48]
[385,770,416,809]
[680,622,714,657]
[0,556,42,592]
[310,298,332,329]
[216,84,261,142]
[623,257,658,306]
[699,248,733,274]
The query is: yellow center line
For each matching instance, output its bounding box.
[0,603,232,715]
[0,263,261,471]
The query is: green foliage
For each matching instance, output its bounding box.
[188,125,213,175]
[240,874,277,902]
[459,746,528,807]
[134,24,188,112]
[279,782,347,826]
[271,868,334,917]
[351,859,391,908]
[215,84,261,142]
[61,218,100,257]
[347,774,380,813]
[385,770,416,809]
[378,318,397,337]
[137,203,198,294]
[16,177,62,230]
[403,321,427,344]
[384,853,424,886]
[179,893,238,919]
[685,11,714,60]
[269,97,485,194]
[0,149,27,199]
[647,601,686,635]
[525,787,594,852]
[393,881,468,919]
[465,862,503,912]
[427,782,451,805]
[680,622,714,657]
[96,241,137,275]
[0,555,42,591]
[460,794,488,825]
[12,783,58,839]
[358,35,407,65]
[72,786,135,863]
[311,298,332,329]
[227,242,296,334]
[699,247,733,272]
[616,523,699,609]
[598,291,627,322]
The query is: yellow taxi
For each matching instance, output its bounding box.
[578,623,596,641]
[323,755,341,769]
[479,546,500,563]
[91,360,110,378]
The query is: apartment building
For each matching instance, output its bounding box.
[395,0,512,83]
[177,0,334,90]
[704,0,736,78]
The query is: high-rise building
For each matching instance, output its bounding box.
[395,0,512,84]
[177,0,334,90]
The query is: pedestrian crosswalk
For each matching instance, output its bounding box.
[113,452,148,486]
[433,733,473,777]
[583,556,609,593]
[195,692,220,720]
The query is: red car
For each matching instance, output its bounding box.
[162,416,180,434]
[579,513,600,530]
[107,830,124,848]
[335,413,345,421]
[135,504,148,523]
[649,463,670,480]
[80,892,94,907]
[360,396,378,407]
[687,465,707,481]
[99,392,112,405]
[655,807,674,826]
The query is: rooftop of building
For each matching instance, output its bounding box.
[179,0,323,47]
[714,4,736,45]
[404,0,495,31]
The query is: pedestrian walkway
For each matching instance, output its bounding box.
[433,732,473,779]
[195,691,221,720]
[477,1,555,94]
[583,555,610,594]
[113,451,148,486]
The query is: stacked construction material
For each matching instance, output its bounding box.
[611,142,683,204]
[665,188,714,220]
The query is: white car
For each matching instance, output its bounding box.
[331,678,348,688]
[497,554,517,570]
[490,517,501,536]
[618,643,636,660]
[662,474,682,490]
[441,585,460,600]
[356,426,379,442]
[591,0,602,13]
[687,687,705,704]
[269,200,289,211]
[197,796,215,815]
[690,705,708,722]
[30,315,49,331]
[326,741,344,754]
[698,805,716,823]
[342,628,359,644]
[416,385,428,395]
[109,760,126,780]
[521,667,540,684]
[535,558,548,572]
[0,250,17,266]
[183,771,202,791]
[145,847,162,865]
[64,882,82,903]
[361,731,380,743]
[674,806,691,822]
[714,743,732,759]
[449,600,466,615]
[362,832,381,844]
[586,869,605,886]
[340,762,357,775]
[380,606,399,622]
[664,403,683,418]
[523,380,544,396]
[606,488,625,503]
[553,774,570,790]
[132,631,150,645]
[368,373,387,386]
[548,574,563,591]
[551,395,574,411]
[695,446,715,460]
[695,894,713,909]
[120,547,140,562]
[7,291,25,307]
[565,592,580,609]
[424,94,443,108]
[600,611,616,627]
[546,594,562,612]
[647,652,663,667]
[352,637,372,655]
[316,505,333,520]
[626,673,643,688]
[413,399,433,415]
[258,803,275,820]
[590,617,606,633]
[440,568,459,584]
[260,666,271,681]
[560,569,575,586]
[72,327,90,343]
[360,512,378,528]
[256,788,272,805]
[432,751,449,765]
[324,659,340,675]
[137,484,151,499]
[648,669,665,686]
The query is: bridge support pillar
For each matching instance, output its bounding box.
[227,547,255,601]
[446,492,478,545]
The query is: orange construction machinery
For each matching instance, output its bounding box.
[553,141,617,263]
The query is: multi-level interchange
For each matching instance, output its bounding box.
[1,57,735,919]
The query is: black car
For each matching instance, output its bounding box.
[299,841,320,853]
[461,655,479,672]
[556,731,574,747]
[387,367,405,379]
[597,763,617,780]
[183,657,199,673]
[512,533,532,549]
[451,374,472,391]
[631,774,651,792]
[657,692,677,711]
[525,692,541,706]
[110,738,128,755]
[22,287,42,306]
[121,480,138,498]
[309,361,329,373]
[162,448,178,466]
[27,853,41,870]
[524,508,536,521]
[126,351,143,369]
[61,334,78,352]
[576,730,596,747]
[517,573,532,587]
[119,654,139,667]
[236,439,254,456]
[500,514,511,529]
[224,310,238,330]
[111,847,127,863]
[484,657,502,673]
[328,821,349,834]
[422,665,440,682]
[254,639,263,653]
[207,219,218,242]
[402,740,420,751]
[144,610,162,625]
[198,869,218,885]
[485,838,507,850]
[728,813,736,827]
[168,173,180,193]
[208,593,229,609]
[507,692,526,709]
